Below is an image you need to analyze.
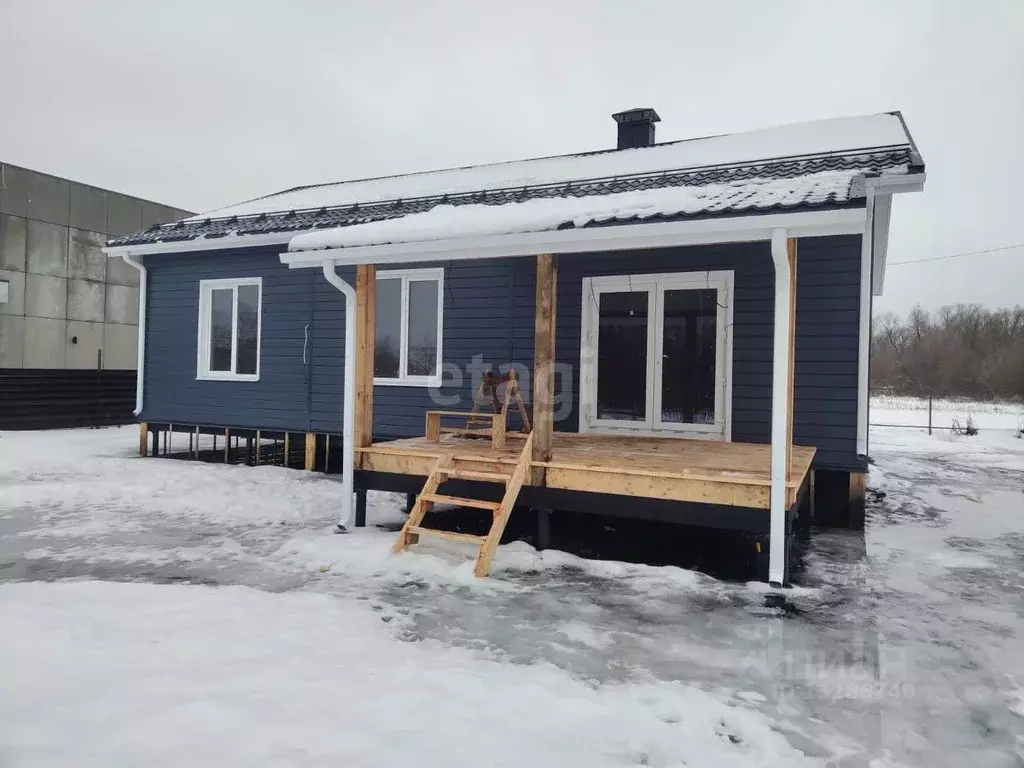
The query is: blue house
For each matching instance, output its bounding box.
[105,109,925,584]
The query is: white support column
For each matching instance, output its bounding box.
[769,229,795,586]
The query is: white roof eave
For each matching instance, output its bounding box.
[278,208,868,269]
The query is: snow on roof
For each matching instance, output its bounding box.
[194,113,912,222]
[288,168,883,252]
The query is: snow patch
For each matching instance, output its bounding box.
[0,580,819,767]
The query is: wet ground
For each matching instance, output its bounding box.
[2,426,1022,766]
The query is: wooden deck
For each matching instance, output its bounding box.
[358,433,815,509]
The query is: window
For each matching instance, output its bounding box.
[197,278,262,380]
[580,271,733,439]
[374,268,443,386]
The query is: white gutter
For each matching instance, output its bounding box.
[768,229,793,587]
[280,209,867,268]
[319,263,357,531]
[121,254,147,416]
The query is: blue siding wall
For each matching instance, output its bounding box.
[142,247,315,431]
[141,235,864,471]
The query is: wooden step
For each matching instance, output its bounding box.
[407,526,485,545]
[444,468,511,483]
[420,493,500,511]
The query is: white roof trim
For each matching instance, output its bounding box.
[102,231,296,258]
[279,208,867,269]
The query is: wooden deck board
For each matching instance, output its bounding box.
[358,433,815,510]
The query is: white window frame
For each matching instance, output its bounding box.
[579,270,734,440]
[196,277,263,381]
[373,267,444,387]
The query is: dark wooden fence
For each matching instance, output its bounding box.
[0,369,136,430]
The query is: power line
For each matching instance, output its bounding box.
[888,243,1024,267]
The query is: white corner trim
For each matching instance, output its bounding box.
[768,228,793,587]
[196,277,263,381]
[121,254,147,415]
[279,209,867,269]
[856,190,875,459]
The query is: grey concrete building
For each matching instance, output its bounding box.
[0,162,191,427]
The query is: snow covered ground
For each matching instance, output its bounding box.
[873,394,1024,433]
[2,408,1023,766]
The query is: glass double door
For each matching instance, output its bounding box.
[580,271,732,438]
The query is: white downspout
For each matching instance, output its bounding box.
[122,253,147,416]
[320,262,357,530]
[768,229,793,587]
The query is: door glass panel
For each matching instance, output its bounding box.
[235,284,260,375]
[209,288,233,372]
[661,289,717,424]
[406,280,438,377]
[374,278,401,378]
[596,291,648,421]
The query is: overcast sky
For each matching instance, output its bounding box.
[1,0,1021,315]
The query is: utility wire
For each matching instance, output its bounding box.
[888,243,1024,267]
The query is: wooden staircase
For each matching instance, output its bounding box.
[393,432,534,577]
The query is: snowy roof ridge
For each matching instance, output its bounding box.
[185,113,915,221]
[263,113,911,204]
[181,144,913,228]
[286,168,879,252]
[107,112,924,249]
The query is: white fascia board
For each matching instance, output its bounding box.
[871,194,893,296]
[866,172,925,195]
[102,231,296,258]
[279,208,867,269]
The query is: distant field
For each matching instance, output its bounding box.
[871,395,1024,432]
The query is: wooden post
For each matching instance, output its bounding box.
[786,238,797,479]
[138,422,149,457]
[283,433,290,468]
[353,265,376,467]
[224,428,231,464]
[531,254,557,485]
[849,471,867,530]
[325,434,331,473]
[425,412,441,442]
[304,433,316,471]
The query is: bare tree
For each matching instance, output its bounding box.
[871,304,1024,400]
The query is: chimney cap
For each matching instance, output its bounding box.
[612,108,661,125]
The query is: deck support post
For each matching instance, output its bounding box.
[304,433,316,470]
[768,231,797,586]
[848,471,866,530]
[138,422,148,457]
[535,508,552,551]
[355,488,367,528]
[532,254,557,485]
